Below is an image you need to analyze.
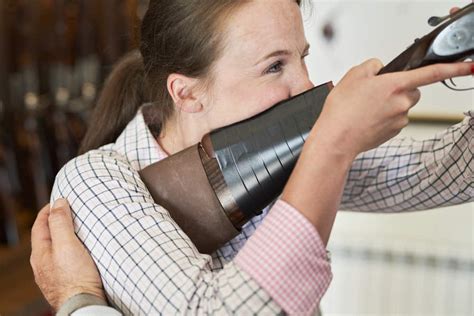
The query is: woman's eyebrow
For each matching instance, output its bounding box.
[254,43,310,66]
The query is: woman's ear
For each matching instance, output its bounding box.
[167,74,204,113]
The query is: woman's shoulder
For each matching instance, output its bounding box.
[64,145,135,174]
[51,146,142,200]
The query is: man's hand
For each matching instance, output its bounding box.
[30,199,105,311]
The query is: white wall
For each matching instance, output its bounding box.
[303,0,473,119]
[321,123,473,316]
[301,1,473,315]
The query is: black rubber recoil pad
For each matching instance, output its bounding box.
[209,82,333,219]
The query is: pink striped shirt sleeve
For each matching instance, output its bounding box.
[234,199,332,315]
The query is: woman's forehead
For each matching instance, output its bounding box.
[220,0,306,62]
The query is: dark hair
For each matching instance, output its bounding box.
[79,0,303,154]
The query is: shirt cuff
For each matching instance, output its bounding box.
[56,293,112,316]
[234,199,332,316]
[71,305,122,316]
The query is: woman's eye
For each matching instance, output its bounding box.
[265,61,283,74]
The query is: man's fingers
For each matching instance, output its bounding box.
[48,198,77,247]
[395,62,474,90]
[31,204,52,252]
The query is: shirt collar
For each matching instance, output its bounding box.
[112,106,169,171]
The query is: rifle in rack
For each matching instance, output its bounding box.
[66,0,101,148]
[10,0,54,212]
[45,0,80,169]
[0,1,20,246]
[100,0,137,69]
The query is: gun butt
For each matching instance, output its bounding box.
[139,143,240,254]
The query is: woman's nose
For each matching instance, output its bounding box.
[289,72,314,97]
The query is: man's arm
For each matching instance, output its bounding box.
[30,202,119,315]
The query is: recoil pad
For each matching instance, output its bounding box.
[140,82,333,254]
[210,82,334,219]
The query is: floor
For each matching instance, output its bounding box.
[0,235,51,316]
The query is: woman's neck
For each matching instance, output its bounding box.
[156,114,209,156]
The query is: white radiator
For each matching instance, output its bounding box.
[321,237,473,315]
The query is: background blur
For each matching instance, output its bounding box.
[0,0,472,315]
[0,0,147,314]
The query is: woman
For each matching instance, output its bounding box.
[31,0,473,315]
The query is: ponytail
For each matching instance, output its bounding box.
[79,51,146,154]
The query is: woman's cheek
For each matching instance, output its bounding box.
[210,84,290,129]
[252,85,291,114]
[231,88,289,122]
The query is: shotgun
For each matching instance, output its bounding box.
[0,1,20,246]
[378,3,473,78]
[67,0,101,150]
[140,3,474,254]
[12,0,54,211]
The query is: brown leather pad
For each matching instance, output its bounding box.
[139,144,239,254]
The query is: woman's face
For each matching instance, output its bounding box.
[202,0,313,130]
